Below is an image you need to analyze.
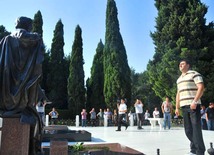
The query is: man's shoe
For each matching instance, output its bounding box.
[125,125,129,130]
[137,127,143,130]
[116,129,121,131]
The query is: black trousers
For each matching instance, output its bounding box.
[117,114,128,130]
[136,113,143,128]
[182,105,205,155]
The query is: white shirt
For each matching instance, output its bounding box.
[153,110,160,118]
[144,112,150,120]
[36,105,45,113]
[119,103,127,114]
[135,103,143,113]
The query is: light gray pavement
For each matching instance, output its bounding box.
[42,125,214,155]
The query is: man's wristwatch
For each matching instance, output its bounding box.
[192,101,198,105]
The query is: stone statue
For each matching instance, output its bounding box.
[0,16,44,155]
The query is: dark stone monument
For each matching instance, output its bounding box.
[0,16,44,155]
[43,125,91,142]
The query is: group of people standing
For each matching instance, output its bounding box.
[80,107,117,127]
[200,102,214,131]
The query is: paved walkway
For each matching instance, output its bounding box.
[42,125,214,155]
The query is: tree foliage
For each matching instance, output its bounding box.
[0,25,10,40]
[67,25,85,117]
[148,0,214,105]
[103,0,131,109]
[47,19,68,108]
[32,10,43,37]
[131,69,162,112]
[32,10,49,96]
[87,40,105,112]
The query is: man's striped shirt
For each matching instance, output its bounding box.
[177,70,203,107]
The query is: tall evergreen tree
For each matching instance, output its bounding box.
[48,19,68,108]
[32,10,49,95]
[32,10,43,37]
[67,25,85,117]
[87,40,105,112]
[103,0,131,109]
[0,25,10,40]
[148,0,212,104]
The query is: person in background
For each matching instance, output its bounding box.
[161,96,173,129]
[175,59,205,155]
[49,107,59,125]
[106,108,112,126]
[200,105,207,130]
[153,107,160,118]
[89,108,96,127]
[144,109,150,125]
[134,99,144,130]
[116,98,129,131]
[113,109,118,126]
[97,108,104,126]
[205,102,214,131]
[36,99,46,125]
[144,109,150,120]
[81,109,87,127]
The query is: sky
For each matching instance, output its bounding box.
[0,0,213,80]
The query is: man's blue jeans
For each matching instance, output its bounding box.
[82,119,86,127]
[182,105,205,155]
[163,112,171,129]
[207,119,214,130]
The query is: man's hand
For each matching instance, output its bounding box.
[190,102,197,110]
[175,108,180,116]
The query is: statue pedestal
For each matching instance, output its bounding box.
[50,139,68,155]
[0,117,30,155]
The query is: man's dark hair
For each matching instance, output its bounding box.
[180,59,191,67]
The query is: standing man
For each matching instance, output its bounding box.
[36,99,47,125]
[89,108,97,127]
[97,109,104,126]
[116,98,129,131]
[175,59,205,155]
[134,99,144,130]
[205,102,214,130]
[81,109,87,127]
[48,107,59,125]
[161,96,172,129]
[200,105,207,130]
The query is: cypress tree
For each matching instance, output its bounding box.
[32,10,43,37]
[67,25,85,117]
[103,0,131,109]
[148,0,211,102]
[32,10,49,95]
[0,25,10,40]
[87,40,105,111]
[48,19,67,108]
